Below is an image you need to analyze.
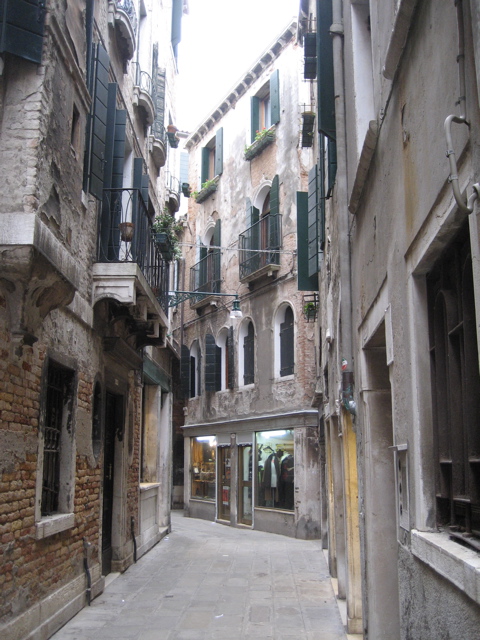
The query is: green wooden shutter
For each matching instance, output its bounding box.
[251,96,260,143]
[0,0,45,64]
[270,69,280,125]
[304,32,317,80]
[111,109,127,190]
[327,139,337,197]
[297,191,318,290]
[215,127,223,176]
[244,322,255,385]
[317,0,336,139]
[198,245,207,290]
[87,45,110,200]
[213,220,221,293]
[197,347,202,397]
[270,175,280,216]
[308,164,319,277]
[280,307,294,376]
[180,345,190,398]
[201,147,210,184]
[205,334,217,392]
[227,327,234,389]
[215,346,222,392]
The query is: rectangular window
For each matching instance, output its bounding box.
[427,224,480,544]
[191,436,216,501]
[256,430,294,511]
[41,362,75,516]
[200,128,223,184]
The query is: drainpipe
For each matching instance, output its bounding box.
[444,0,480,215]
[330,0,355,415]
[83,538,92,606]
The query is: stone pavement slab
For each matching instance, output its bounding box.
[50,511,358,640]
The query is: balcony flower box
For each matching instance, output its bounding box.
[193,177,219,203]
[244,127,276,161]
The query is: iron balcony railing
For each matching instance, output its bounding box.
[115,0,137,34]
[98,188,170,313]
[238,213,282,280]
[131,61,153,96]
[190,252,221,301]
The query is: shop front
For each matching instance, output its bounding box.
[183,411,321,539]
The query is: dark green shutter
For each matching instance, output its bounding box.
[201,147,210,184]
[197,347,202,397]
[297,191,318,290]
[198,245,207,290]
[304,33,317,80]
[227,327,235,389]
[251,96,260,143]
[0,0,45,64]
[180,345,190,398]
[317,0,336,139]
[87,45,110,200]
[270,69,280,125]
[215,128,223,176]
[243,322,255,385]
[270,175,279,216]
[213,220,221,293]
[308,164,319,277]
[215,346,222,392]
[111,108,127,190]
[205,334,217,392]
[327,139,337,197]
[280,307,294,376]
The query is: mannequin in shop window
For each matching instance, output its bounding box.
[262,447,282,507]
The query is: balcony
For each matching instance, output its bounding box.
[93,188,170,336]
[166,172,181,213]
[239,213,282,283]
[189,252,221,309]
[132,63,155,125]
[108,0,137,60]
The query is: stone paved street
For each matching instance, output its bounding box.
[51,511,357,640]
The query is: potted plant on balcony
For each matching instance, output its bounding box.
[244,127,276,161]
[151,209,182,260]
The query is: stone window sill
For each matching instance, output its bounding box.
[411,529,480,605]
[35,512,75,540]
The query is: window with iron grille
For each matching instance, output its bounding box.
[41,362,75,516]
[427,224,480,542]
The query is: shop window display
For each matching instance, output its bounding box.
[191,436,216,500]
[256,430,294,510]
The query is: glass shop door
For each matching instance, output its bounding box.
[238,444,253,525]
[217,446,231,521]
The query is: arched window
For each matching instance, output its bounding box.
[275,305,294,378]
[216,327,234,391]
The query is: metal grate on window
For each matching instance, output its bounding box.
[41,364,73,516]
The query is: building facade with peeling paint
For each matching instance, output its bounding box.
[173,20,323,539]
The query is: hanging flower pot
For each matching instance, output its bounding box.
[119,221,135,242]
[153,232,173,260]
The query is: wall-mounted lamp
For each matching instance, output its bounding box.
[168,291,242,319]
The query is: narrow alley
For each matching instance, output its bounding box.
[50,511,355,640]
